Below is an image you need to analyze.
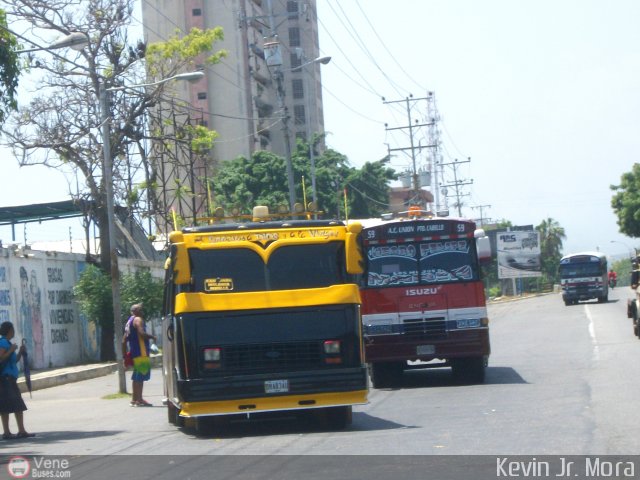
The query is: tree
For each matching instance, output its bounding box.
[536,217,566,283]
[0,8,20,125]
[611,163,640,237]
[212,139,397,218]
[120,269,163,323]
[344,155,397,218]
[74,265,163,360]
[72,265,112,360]
[0,0,224,359]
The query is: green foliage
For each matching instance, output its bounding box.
[488,286,502,298]
[0,9,20,125]
[74,265,163,333]
[185,124,218,154]
[611,163,640,238]
[611,258,632,287]
[146,27,227,77]
[213,151,291,213]
[344,156,397,218]
[73,265,113,329]
[536,217,566,283]
[212,141,396,217]
[120,269,163,322]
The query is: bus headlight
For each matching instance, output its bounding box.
[203,347,221,369]
[323,340,342,364]
[323,340,341,354]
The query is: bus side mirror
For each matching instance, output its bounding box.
[172,243,191,285]
[346,222,364,275]
[476,236,491,264]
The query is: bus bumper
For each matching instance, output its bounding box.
[175,367,368,417]
[364,329,490,363]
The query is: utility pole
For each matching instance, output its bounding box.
[263,0,296,211]
[471,204,492,227]
[426,92,442,213]
[384,94,434,209]
[441,157,472,217]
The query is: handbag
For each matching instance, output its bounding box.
[124,351,133,368]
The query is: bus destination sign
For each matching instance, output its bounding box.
[365,220,474,242]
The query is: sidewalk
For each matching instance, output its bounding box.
[16,354,162,394]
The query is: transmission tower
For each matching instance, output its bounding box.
[441,158,473,217]
[425,92,443,213]
[384,94,435,209]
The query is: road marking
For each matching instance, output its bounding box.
[584,304,599,362]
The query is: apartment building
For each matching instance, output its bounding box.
[141,0,326,223]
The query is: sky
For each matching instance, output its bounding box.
[2,0,640,260]
[315,0,640,259]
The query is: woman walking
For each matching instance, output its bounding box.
[0,321,35,440]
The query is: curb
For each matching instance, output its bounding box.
[17,354,163,394]
[488,291,557,304]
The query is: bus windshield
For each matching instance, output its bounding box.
[188,241,347,293]
[559,262,603,278]
[365,239,479,287]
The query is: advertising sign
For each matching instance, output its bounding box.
[497,231,542,279]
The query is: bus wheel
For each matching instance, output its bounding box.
[167,402,178,425]
[195,416,228,436]
[451,357,485,384]
[370,362,403,389]
[324,406,352,430]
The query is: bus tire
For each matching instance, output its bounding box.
[195,416,228,436]
[167,401,178,425]
[369,362,403,389]
[324,406,352,430]
[451,357,485,384]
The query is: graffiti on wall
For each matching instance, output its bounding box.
[0,264,11,322]
[18,266,45,368]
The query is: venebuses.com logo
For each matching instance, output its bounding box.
[6,456,30,479]
[6,456,71,478]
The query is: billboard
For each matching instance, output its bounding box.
[497,231,542,279]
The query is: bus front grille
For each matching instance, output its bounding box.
[223,341,322,372]
[402,318,446,337]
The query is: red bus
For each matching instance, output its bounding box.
[359,214,492,387]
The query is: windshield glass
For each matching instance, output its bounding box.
[188,242,347,293]
[365,239,478,287]
[559,262,604,278]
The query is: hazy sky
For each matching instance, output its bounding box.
[315,0,640,258]
[2,0,639,259]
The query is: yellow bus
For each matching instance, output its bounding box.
[162,207,367,432]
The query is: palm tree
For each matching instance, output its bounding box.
[536,218,566,283]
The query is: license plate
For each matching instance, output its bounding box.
[264,379,289,393]
[417,344,435,355]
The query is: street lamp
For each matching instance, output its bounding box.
[265,39,331,212]
[100,70,204,393]
[16,32,88,54]
[296,55,331,207]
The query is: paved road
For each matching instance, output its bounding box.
[2,289,639,463]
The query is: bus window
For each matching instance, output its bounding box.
[365,244,418,287]
[418,239,479,284]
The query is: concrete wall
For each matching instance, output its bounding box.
[0,247,163,370]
